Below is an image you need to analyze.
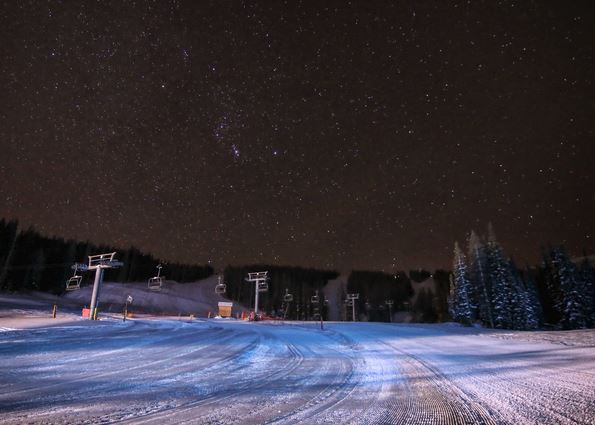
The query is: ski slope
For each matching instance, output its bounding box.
[0,314,593,424]
[62,275,229,316]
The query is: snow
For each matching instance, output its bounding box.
[0,295,594,424]
[488,328,595,347]
[62,275,232,316]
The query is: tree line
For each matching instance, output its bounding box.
[0,218,213,294]
[222,266,419,322]
[4,216,591,329]
[345,271,413,321]
[223,265,339,319]
[449,224,594,330]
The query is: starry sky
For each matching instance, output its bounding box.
[1,1,594,272]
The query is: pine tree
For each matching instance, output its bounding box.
[540,249,563,324]
[578,258,595,326]
[524,270,543,327]
[551,247,588,329]
[485,226,515,329]
[467,230,494,327]
[449,241,473,325]
[28,248,45,291]
[509,261,539,330]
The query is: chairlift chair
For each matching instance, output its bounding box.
[257,281,269,292]
[215,275,226,294]
[148,276,163,291]
[65,275,82,291]
[283,289,293,303]
[148,264,164,291]
[311,294,320,304]
[65,264,83,291]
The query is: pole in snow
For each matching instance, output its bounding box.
[124,295,133,321]
[386,299,394,323]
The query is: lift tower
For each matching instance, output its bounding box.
[87,252,123,320]
[245,271,268,316]
[347,293,360,322]
[385,299,394,323]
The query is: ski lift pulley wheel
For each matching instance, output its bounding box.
[65,275,82,291]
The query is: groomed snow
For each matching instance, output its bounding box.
[0,300,593,424]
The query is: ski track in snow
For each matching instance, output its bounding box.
[0,318,593,424]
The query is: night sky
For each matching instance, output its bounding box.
[1,1,594,272]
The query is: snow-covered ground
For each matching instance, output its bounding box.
[0,300,593,424]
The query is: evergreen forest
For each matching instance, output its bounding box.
[448,225,594,330]
[0,219,213,294]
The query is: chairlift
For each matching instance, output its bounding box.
[310,290,320,304]
[148,264,164,291]
[66,275,82,291]
[215,275,226,294]
[65,264,83,291]
[257,281,269,292]
[148,276,163,291]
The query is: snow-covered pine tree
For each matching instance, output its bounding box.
[509,261,539,330]
[449,241,473,325]
[578,257,595,327]
[540,249,564,324]
[551,247,588,329]
[448,273,455,320]
[485,225,515,329]
[524,269,543,327]
[467,230,494,328]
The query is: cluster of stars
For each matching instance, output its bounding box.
[0,0,593,272]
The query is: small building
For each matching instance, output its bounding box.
[218,302,233,318]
